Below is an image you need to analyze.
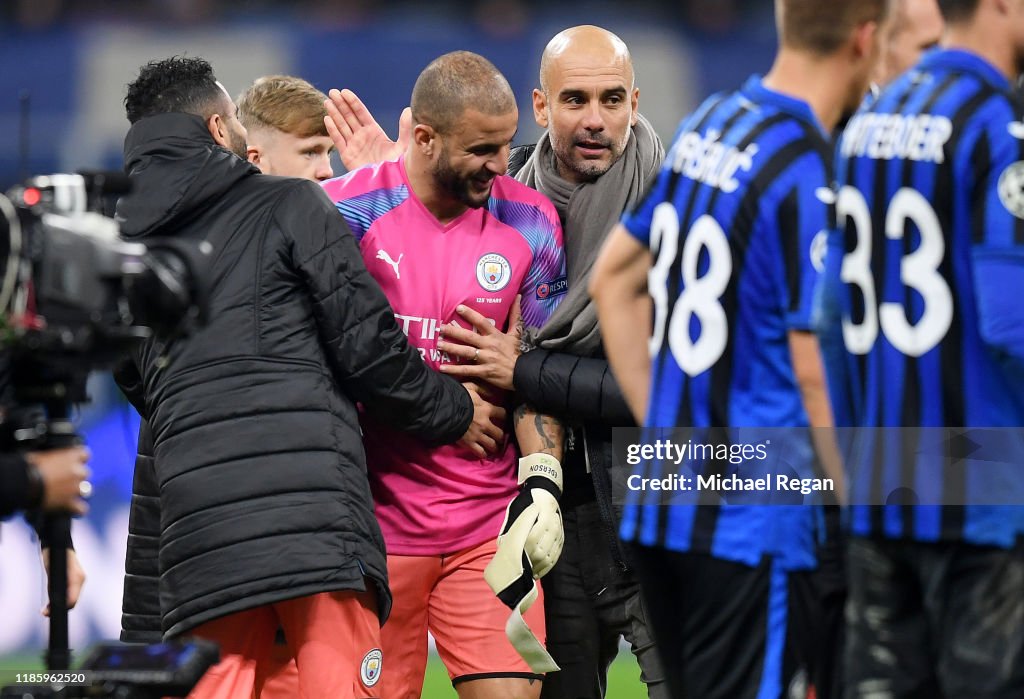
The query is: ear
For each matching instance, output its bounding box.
[206,113,231,150]
[630,88,640,127]
[853,19,880,61]
[246,145,262,167]
[413,123,437,156]
[532,88,549,129]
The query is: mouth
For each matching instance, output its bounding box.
[574,140,610,158]
[470,176,495,192]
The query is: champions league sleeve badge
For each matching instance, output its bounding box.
[998,161,1024,220]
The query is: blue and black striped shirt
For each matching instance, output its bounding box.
[823,49,1024,546]
[620,76,834,570]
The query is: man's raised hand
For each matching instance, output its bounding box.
[324,88,410,171]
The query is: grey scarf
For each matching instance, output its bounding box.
[516,114,664,355]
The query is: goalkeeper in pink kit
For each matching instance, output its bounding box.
[321,51,567,699]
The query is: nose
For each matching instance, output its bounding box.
[581,101,604,132]
[315,154,334,182]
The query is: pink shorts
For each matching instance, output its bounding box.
[381,538,546,698]
[187,589,382,698]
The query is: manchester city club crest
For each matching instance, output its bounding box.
[476,253,512,292]
[360,648,383,687]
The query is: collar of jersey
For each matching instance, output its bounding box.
[739,75,828,139]
[397,154,479,232]
[917,48,1011,92]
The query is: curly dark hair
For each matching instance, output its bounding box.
[124,56,225,124]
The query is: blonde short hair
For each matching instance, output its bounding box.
[237,75,329,138]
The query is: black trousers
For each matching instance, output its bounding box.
[844,536,1024,699]
[628,545,825,699]
[540,499,669,699]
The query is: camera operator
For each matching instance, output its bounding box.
[0,442,91,618]
[0,351,90,618]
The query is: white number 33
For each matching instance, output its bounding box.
[838,186,953,357]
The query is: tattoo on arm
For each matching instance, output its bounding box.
[534,413,559,452]
[514,403,563,457]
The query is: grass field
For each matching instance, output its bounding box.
[1,651,648,697]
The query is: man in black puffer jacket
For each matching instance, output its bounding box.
[115,56,496,698]
[118,75,341,658]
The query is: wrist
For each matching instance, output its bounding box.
[518,453,562,494]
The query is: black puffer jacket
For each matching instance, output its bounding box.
[117,413,161,643]
[506,143,536,181]
[115,113,472,638]
[513,348,636,566]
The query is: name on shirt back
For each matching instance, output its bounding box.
[841,113,953,163]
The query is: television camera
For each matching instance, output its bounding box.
[0,171,214,697]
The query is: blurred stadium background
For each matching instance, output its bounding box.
[0,1,774,695]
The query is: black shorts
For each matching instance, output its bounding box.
[844,536,1024,699]
[628,545,825,699]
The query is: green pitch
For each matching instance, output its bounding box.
[2,651,648,697]
[421,654,647,698]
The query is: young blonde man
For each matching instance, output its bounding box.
[237,75,336,182]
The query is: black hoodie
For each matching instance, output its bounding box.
[115,113,472,637]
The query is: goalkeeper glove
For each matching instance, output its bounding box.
[484,453,564,608]
[483,453,563,673]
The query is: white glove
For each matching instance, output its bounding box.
[483,453,564,674]
[484,453,564,602]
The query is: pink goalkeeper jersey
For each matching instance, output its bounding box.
[321,158,566,555]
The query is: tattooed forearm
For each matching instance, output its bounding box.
[514,402,564,458]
